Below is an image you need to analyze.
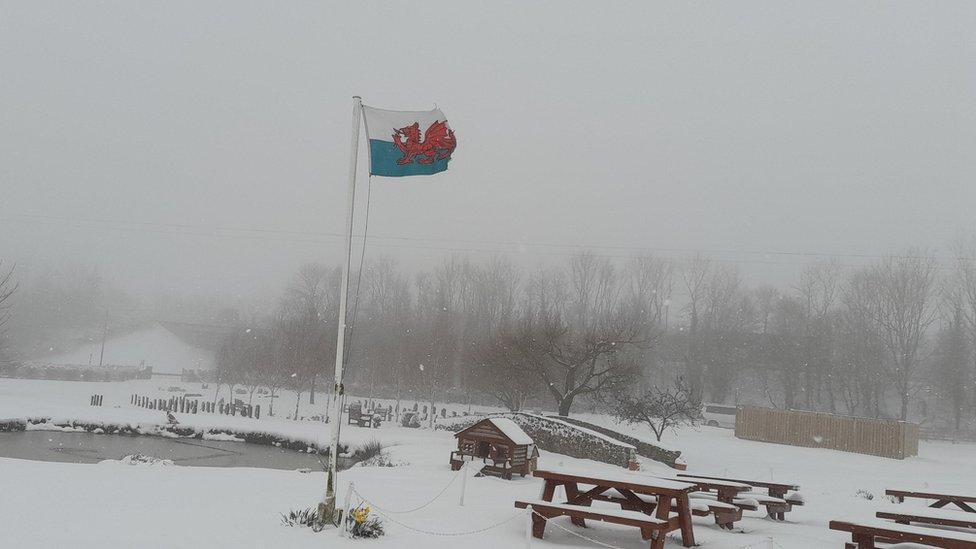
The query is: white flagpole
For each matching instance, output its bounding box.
[321,95,362,525]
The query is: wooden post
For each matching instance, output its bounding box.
[459,460,468,506]
[255,404,261,419]
[525,504,533,548]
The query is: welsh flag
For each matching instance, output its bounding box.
[362,106,457,177]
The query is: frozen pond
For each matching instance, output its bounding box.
[0,431,328,470]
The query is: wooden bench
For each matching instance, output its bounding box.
[877,507,976,530]
[595,488,745,531]
[678,473,803,520]
[886,490,976,514]
[830,519,976,548]
[516,500,671,549]
[689,498,744,530]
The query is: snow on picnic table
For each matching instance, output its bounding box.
[1,378,976,548]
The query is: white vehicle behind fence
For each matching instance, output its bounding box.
[701,403,738,428]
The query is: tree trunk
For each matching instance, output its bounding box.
[557,397,574,417]
[309,374,316,405]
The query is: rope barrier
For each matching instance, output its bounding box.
[349,468,782,548]
[529,509,629,549]
[351,486,522,537]
[349,463,466,514]
[733,537,778,549]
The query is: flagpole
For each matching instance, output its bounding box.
[321,95,362,526]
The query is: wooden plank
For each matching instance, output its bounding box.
[886,490,976,505]
[676,473,798,492]
[534,468,697,495]
[877,510,976,529]
[829,519,976,547]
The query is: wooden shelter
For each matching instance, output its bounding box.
[451,417,538,479]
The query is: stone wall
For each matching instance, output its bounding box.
[549,416,682,467]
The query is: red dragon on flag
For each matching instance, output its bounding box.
[391,121,457,165]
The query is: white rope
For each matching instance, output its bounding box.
[349,464,466,514]
[352,486,522,536]
[530,509,629,549]
[733,538,778,549]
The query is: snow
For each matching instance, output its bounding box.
[538,465,697,491]
[487,417,533,445]
[29,323,213,374]
[1,377,976,548]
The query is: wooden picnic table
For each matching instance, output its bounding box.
[660,475,752,503]
[678,473,802,520]
[533,467,698,547]
[654,475,752,529]
[677,473,798,497]
[886,489,976,513]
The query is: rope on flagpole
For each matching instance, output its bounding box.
[342,173,373,371]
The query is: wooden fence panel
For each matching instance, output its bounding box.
[734,406,918,459]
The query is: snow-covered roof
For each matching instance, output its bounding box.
[488,417,534,445]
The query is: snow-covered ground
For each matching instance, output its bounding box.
[28,323,214,374]
[1,378,974,548]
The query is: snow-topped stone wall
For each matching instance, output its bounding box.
[548,415,681,467]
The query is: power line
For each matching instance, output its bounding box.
[1,211,971,266]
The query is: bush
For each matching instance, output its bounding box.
[281,507,318,528]
[353,439,384,462]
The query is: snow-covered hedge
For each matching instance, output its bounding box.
[549,416,682,467]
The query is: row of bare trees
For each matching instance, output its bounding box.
[211,242,976,427]
[0,262,17,370]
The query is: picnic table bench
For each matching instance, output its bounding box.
[522,468,698,548]
[516,500,672,549]
[678,473,803,520]
[652,475,752,529]
[594,488,745,531]
[830,518,976,548]
[346,404,381,428]
[886,490,976,513]
[877,506,976,530]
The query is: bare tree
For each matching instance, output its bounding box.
[948,235,976,414]
[611,379,700,441]
[794,260,841,410]
[932,306,971,429]
[0,262,18,370]
[282,264,340,405]
[680,255,711,400]
[847,252,940,420]
[469,331,538,411]
[508,257,644,416]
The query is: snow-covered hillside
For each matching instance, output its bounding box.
[29,323,213,374]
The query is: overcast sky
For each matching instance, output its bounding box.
[2,1,975,303]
